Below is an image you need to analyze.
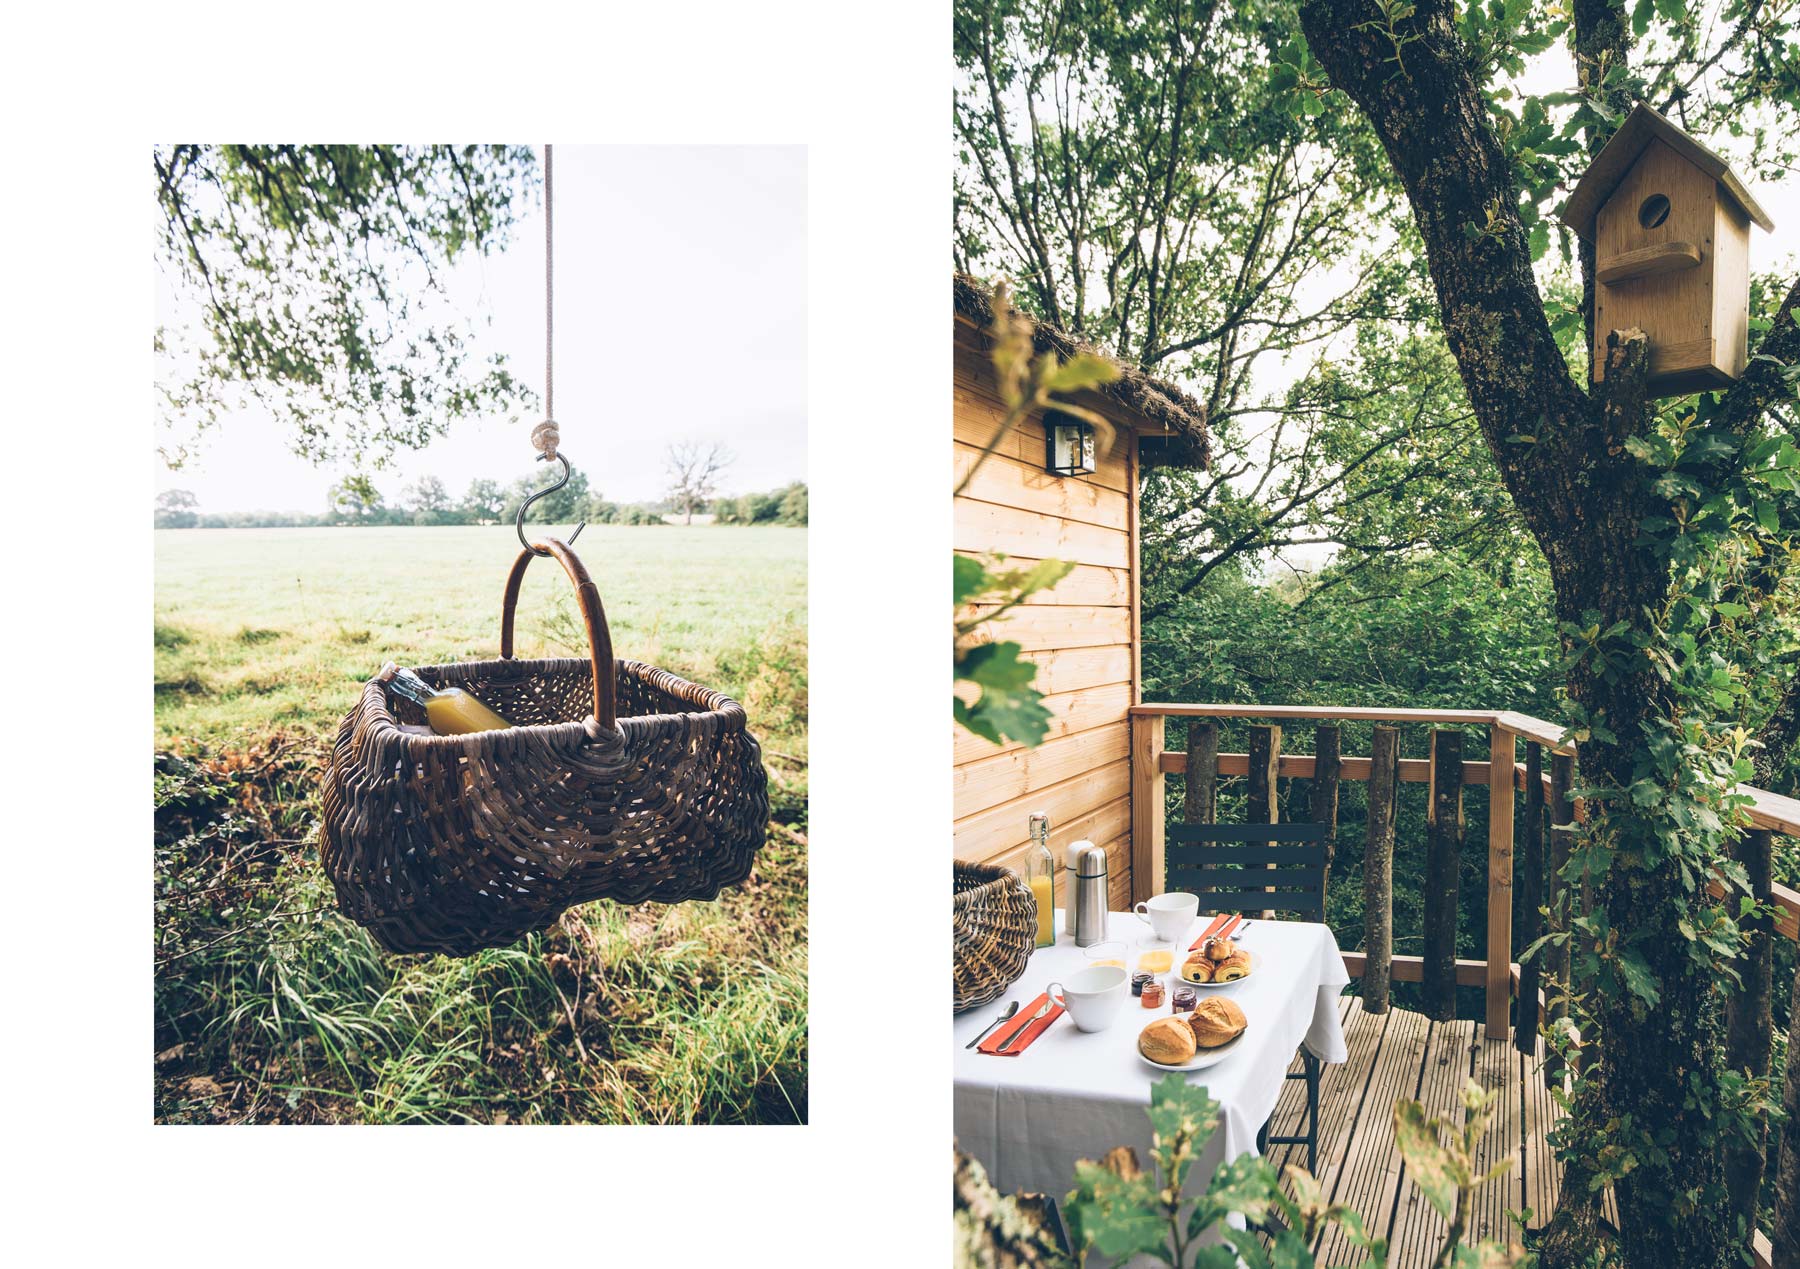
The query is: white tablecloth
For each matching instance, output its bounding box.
[953,911,1349,1218]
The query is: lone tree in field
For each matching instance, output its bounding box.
[155,145,536,469]
[1293,2,1799,1266]
[154,489,199,529]
[461,477,507,524]
[665,441,734,525]
[402,475,452,524]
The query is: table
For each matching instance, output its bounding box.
[953,910,1350,1240]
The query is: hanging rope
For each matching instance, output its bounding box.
[529,142,560,462]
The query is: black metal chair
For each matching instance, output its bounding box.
[1166,821,1328,1174]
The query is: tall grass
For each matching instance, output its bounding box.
[154,525,806,1125]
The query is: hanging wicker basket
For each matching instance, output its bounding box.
[953,860,1037,1013]
[319,537,769,956]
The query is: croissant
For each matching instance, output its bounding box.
[1214,951,1253,982]
[1206,938,1237,963]
[1187,997,1247,1048]
[1139,1015,1198,1065]
[1180,954,1216,984]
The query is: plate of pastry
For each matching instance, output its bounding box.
[1179,939,1257,987]
[1136,998,1249,1072]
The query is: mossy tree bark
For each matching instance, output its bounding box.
[1296,2,1800,1266]
[1363,725,1399,1014]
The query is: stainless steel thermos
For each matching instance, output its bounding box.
[1072,840,1109,947]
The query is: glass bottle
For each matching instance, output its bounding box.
[380,662,512,735]
[1027,811,1056,948]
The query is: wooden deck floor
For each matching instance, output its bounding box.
[1262,996,1613,1262]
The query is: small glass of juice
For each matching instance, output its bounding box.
[1134,936,1176,976]
[1084,941,1126,970]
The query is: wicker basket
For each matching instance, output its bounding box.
[953,860,1037,1012]
[319,536,769,956]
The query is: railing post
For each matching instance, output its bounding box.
[1486,725,1516,1040]
[1130,713,1165,905]
[1424,728,1464,1022]
[1363,725,1400,1014]
[1515,741,1544,1056]
[1185,719,1217,826]
[1311,724,1342,886]
[1726,828,1774,1234]
[1546,751,1576,1088]
[1247,725,1281,917]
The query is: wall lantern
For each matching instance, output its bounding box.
[1045,409,1096,477]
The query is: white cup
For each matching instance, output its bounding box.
[1046,964,1129,1033]
[1134,891,1200,944]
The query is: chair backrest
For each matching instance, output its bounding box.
[1165,822,1327,923]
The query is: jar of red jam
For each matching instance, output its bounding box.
[1171,984,1198,1013]
[1140,978,1166,1009]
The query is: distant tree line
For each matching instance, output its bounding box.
[154,474,806,529]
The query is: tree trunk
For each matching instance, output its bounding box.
[1293,5,1776,1264]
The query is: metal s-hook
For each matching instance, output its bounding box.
[515,451,587,555]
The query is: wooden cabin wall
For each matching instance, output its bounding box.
[953,314,1140,911]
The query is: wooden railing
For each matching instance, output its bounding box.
[1129,702,1799,1269]
[1128,703,1800,1040]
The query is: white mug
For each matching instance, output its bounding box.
[1046,964,1129,1033]
[1134,891,1199,943]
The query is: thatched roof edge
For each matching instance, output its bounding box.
[953,274,1211,470]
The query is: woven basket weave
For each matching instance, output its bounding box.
[320,536,769,956]
[953,860,1037,1013]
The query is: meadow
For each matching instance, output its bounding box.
[153,524,807,1124]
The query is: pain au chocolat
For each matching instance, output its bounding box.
[1213,951,1253,982]
[1187,997,1247,1048]
[1138,1015,1199,1065]
[1180,953,1217,984]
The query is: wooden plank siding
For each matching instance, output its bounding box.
[953,312,1160,898]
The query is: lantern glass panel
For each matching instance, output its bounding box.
[1046,415,1095,476]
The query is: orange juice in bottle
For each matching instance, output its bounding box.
[381,662,512,735]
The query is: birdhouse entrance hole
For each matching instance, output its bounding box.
[1636,193,1671,229]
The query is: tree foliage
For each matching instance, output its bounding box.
[155,144,537,468]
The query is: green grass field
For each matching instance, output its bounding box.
[153,524,807,1125]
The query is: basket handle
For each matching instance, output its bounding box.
[499,536,617,731]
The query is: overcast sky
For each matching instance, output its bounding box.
[155,145,807,514]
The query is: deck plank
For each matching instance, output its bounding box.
[1390,1019,1477,1269]
[1255,1004,1625,1262]
[1314,1005,1431,1265]
[1520,1046,1564,1230]
[1269,997,1386,1210]
[1467,1027,1525,1250]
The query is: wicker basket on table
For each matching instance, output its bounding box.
[319,536,769,957]
[953,860,1037,1012]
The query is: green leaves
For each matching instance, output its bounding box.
[1394,1100,1461,1220]
[954,641,1053,746]
[954,554,1076,748]
[156,145,538,468]
[1043,353,1122,395]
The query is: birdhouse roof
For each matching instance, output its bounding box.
[1561,104,1774,241]
[952,274,1212,470]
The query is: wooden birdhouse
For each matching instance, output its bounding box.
[1562,104,1774,396]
